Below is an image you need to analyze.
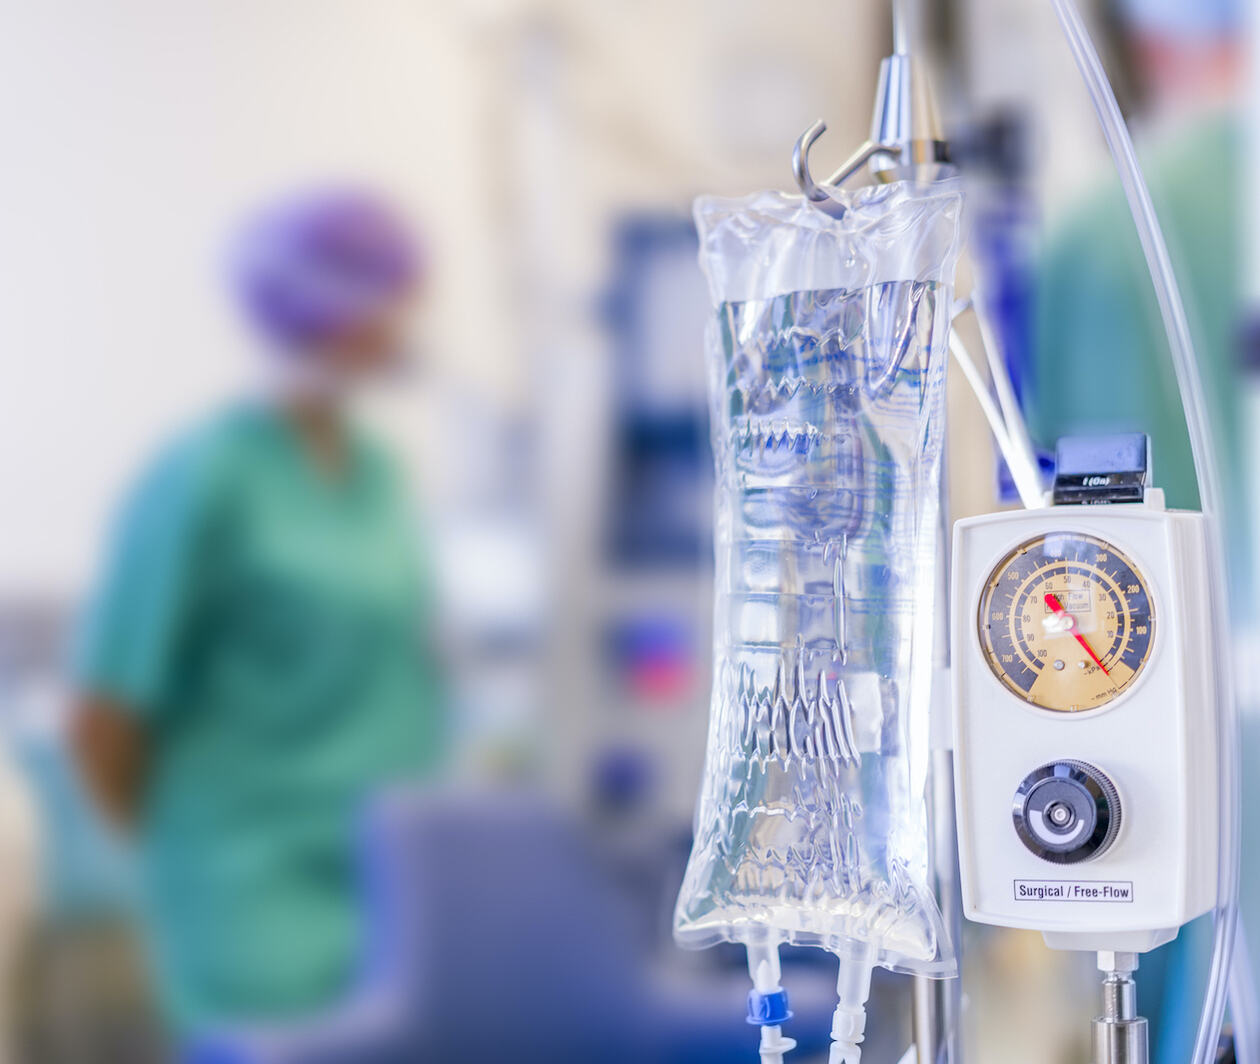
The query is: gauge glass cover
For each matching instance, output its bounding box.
[977,532,1154,712]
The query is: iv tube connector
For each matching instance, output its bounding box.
[1092,952,1149,1064]
[747,943,797,1064]
[829,952,874,1064]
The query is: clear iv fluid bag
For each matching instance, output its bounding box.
[675,182,963,975]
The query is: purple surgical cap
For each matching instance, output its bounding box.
[231,186,422,350]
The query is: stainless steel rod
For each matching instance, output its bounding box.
[892,0,913,55]
[1092,955,1149,1064]
[911,452,963,1064]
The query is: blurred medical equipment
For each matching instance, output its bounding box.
[675,0,1246,1062]
[953,113,1048,502]
[187,792,843,1064]
[0,626,60,1064]
[0,745,37,1064]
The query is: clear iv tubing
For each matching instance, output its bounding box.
[948,298,1045,509]
[948,325,1042,509]
[1050,2,1242,1061]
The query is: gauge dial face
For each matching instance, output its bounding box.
[977,532,1155,712]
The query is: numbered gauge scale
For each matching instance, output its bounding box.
[951,438,1220,955]
[977,532,1154,712]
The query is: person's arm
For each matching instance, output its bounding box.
[70,432,218,830]
[71,694,148,831]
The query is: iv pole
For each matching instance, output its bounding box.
[792,3,1027,1059]
[913,467,966,1064]
[796,0,966,1057]
[893,2,966,1061]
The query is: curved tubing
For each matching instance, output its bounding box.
[1049,2,1244,1061]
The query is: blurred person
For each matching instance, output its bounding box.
[70,187,446,1050]
[1029,2,1243,1061]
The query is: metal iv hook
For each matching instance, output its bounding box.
[792,121,903,219]
[792,0,947,221]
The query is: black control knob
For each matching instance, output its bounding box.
[1012,760,1121,865]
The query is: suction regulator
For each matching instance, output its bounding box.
[952,435,1219,956]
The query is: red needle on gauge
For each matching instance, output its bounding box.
[1044,592,1110,675]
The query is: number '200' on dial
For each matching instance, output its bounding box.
[977,532,1154,712]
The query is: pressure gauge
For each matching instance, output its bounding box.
[976,532,1155,712]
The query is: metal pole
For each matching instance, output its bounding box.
[911,429,964,1064]
[915,750,965,1064]
[1091,953,1149,1064]
[898,5,956,1057]
[892,0,914,55]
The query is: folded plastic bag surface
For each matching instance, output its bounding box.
[674,180,964,975]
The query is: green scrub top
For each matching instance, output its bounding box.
[74,402,445,1032]
[1032,114,1242,555]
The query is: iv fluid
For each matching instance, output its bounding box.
[677,280,949,963]
[675,184,963,974]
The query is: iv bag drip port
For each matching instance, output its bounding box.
[1012,761,1121,864]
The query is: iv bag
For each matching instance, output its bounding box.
[674,180,964,976]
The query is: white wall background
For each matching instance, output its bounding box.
[0,0,894,601]
[0,1,517,598]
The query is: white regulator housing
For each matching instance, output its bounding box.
[951,496,1218,952]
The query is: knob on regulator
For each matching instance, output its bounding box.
[1012,760,1121,864]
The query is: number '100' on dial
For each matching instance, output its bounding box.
[977,532,1154,712]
